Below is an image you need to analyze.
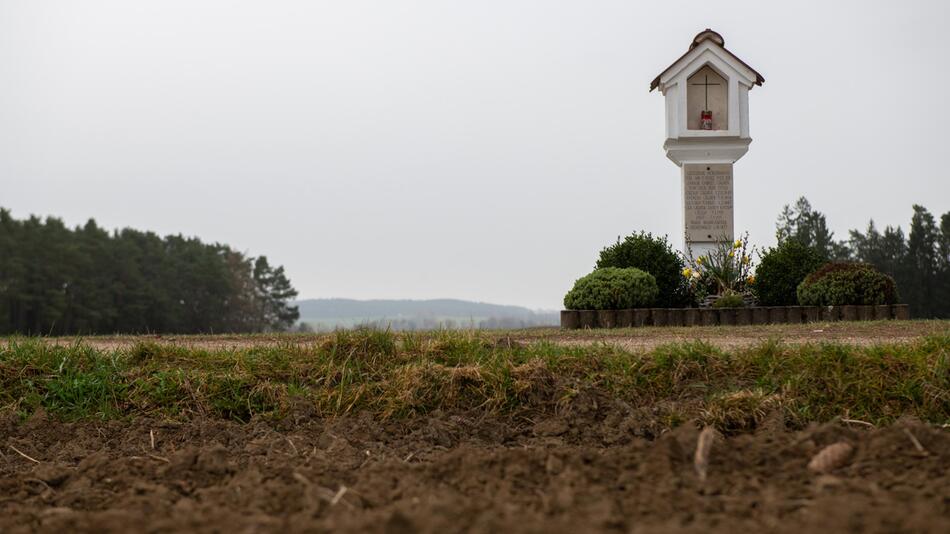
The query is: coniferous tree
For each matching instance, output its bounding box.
[938,213,950,272]
[849,222,909,307]
[905,206,941,318]
[775,197,850,260]
[252,257,300,332]
[0,208,300,334]
[849,222,908,279]
[938,213,950,315]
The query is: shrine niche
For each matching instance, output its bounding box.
[687,66,728,130]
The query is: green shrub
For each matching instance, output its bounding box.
[596,232,688,307]
[754,239,825,305]
[564,268,658,310]
[797,262,898,306]
[712,293,746,308]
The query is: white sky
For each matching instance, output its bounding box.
[2,1,948,310]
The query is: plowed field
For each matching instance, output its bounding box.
[2,409,948,533]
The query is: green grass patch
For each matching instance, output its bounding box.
[1,330,948,431]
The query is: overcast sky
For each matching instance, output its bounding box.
[2,1,948,310]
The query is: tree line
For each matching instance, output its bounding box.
[775,198,950,318]
[0,209,299,335]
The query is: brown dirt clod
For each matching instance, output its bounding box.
[807,441,855,473]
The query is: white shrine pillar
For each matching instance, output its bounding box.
[650,29,764,260]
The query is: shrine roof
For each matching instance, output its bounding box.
[650,29,764,91]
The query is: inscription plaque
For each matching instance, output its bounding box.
[683,163,733,243]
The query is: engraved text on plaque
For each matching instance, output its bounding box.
[682,163,734,243]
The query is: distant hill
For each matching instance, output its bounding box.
[294,298,558,331]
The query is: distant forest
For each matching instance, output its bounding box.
[295,298,559,332]
[0,209,298,335]
[775,198,950,318]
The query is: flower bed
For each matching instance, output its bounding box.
[559,304,911,329]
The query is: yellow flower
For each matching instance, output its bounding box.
[747,275,756,284]
[733,239,742,249]
[696,256,704,265]
[741,255,750,265]
[682,267,692,278]
[728,250,735,258]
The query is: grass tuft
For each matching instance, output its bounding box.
[1,329,948,431]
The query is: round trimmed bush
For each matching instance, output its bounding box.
[796,262,898,306]
[564,268,658,310]
[596,232,688,307]
[754,239,825,306]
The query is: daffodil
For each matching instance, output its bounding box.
[733,239,742,249]
[747,275,756,284]
[728,250,735,258]
[682,267,692,278]
[741,255,750,265]
[696,256,704,266]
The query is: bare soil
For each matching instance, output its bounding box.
[2,403,948,533]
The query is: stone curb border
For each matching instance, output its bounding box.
[560,304,910,329]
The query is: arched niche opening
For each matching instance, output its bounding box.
[686,65,728,130]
